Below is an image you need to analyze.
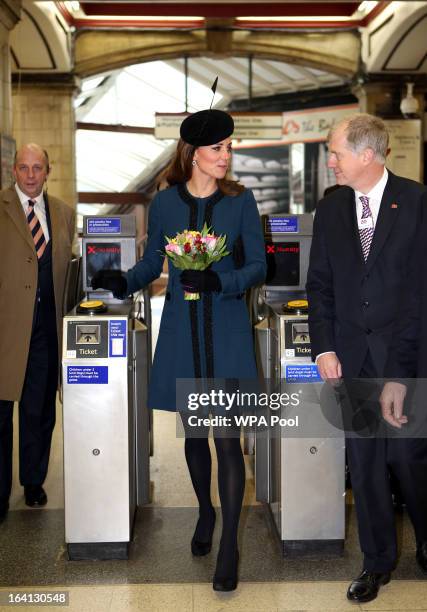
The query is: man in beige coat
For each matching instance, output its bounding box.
[0,144,75,522]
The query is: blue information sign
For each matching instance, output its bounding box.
[266,217,298,234]
[109,319,127,358]
[285,364,322,383]
[67,366,108,384]
[87,218,121,234]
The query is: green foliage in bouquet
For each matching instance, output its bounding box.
[164,223,230,271]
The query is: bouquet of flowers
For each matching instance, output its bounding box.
[165,224,229,300]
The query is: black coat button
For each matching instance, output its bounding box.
[366,328,372,335]
[362,301,369,307]
[165,291,171,301]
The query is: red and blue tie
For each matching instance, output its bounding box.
[27,199,47,259]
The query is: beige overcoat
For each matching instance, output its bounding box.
[0,187,75,401]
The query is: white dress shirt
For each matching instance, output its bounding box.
[315,167,389,365]
[355,167,388,229]
[15,184,50,243]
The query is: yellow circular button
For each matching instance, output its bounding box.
[286,299,308,309]
[79,300,104,309]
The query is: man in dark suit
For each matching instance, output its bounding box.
[379,203,427,570]
[0,144,75,523]
[306,114,427,603]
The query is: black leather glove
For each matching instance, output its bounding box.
[180,269,222,293]
[91,269,128,299]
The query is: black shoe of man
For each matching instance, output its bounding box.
[0,501,9,523]
[416,542,427,574]
[24,485,47,507]
[346,570,391,603]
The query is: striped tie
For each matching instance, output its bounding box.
[27,199,47,259]
[359,195,374,261]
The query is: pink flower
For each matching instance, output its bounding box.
[205,235,217,251]
[166,243,182,255]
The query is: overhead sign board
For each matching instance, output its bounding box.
[155,112,283,140]
[281,104,359,144]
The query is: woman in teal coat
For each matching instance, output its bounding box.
[93,109,266,591]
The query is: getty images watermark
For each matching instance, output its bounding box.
[185,388,301,428]
[176,379,305,436]
[176,377,427,439]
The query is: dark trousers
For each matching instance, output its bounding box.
[0,313,58,503]
[346,352,427,572]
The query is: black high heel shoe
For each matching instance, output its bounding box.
[213,549,239,592]
[191,509,216,556]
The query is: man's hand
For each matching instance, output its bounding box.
[316,352,342,384]
[379,382,408,428]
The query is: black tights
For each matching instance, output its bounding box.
[182,418,245,573]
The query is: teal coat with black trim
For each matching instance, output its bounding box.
[126,183,267,411]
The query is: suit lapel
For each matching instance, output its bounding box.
[45,193,57,256]
[365,172,401,272]
[338,187,365,264]
[2,187,35,251]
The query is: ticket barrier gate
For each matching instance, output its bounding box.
[254,214,345,556]
[62,215,151,560]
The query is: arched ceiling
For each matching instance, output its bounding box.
[363,1,427,73]
[73,29,360,78]
[9,2,427,81]
[10,1,71,73]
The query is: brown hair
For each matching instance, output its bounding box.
[160,138,244,196]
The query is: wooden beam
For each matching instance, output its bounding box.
[76,122,155,135]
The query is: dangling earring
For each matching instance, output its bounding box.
[192,159,197,166]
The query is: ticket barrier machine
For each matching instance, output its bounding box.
[254,214,345,556]
[62,215,151,560]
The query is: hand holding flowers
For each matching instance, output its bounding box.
[180,269,221,294]
[164,224,229,300]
